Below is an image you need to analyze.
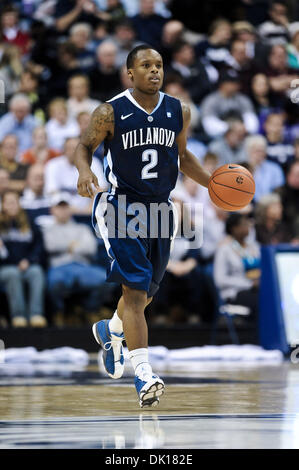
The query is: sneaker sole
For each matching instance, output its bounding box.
[139,381,165,408]
[92,323,124,380]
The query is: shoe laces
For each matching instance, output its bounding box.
[103,336,124,355]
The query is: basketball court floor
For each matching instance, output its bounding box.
[1,357,299,449]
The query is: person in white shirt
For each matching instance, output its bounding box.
[44,137,108,214]
[45,98,80,151]
[67,74,101,120]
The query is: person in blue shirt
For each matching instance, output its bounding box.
[75,45,211,408]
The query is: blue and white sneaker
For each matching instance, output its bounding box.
[135,373,165,408]
[92,320,124,379]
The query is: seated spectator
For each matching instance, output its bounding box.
[67,74,100,120]
[96,0,126,33]
[258,1,290,46]
[158,19,185,67]
[213,213,260,320]
[249,73,276,121]
[245,134,285,201]
[275,160,299,243]
[165,41,213,105]
[0,134,29,194]
[261,44,297,105]
[76,111,91,137]
[0,5,31,56]
[130,0,167,50]
[295,137,299,161]
[89,40,122,101]
[54,0,103,33]
[263,111,295,171]
[224,39,256,95]
[200,70,259,138]
[232,21,269,69]
[208,120,247,165]
[111,19,142,68]
[0,169,10,205]
[255,193,290,244]
[0,44,23,101]
[195,18,232,70]
[0,93,40,152]
[44,137,107,214]
[201,205,228,268]
[20,163,51,216]
[45,98,80,151]
[42,192,108,324]
[18,70,46,123]
[0,190,46,327]
[163,77,200,134]
[287,22,299,69]
[150,200,216,324]
[21,126,61,165]
[69,22,95,73]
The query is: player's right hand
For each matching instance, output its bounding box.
[77,169,101,198]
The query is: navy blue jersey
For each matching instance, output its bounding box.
[104,89,183,202]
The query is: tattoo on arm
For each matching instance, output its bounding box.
[81,103,115,154]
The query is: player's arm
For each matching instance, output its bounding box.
[176,101,211,188]
[75,103,114,198]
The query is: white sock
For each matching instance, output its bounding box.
[128,348,153,377]
[108,310,123,335]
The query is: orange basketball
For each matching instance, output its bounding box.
[208,164,255,211]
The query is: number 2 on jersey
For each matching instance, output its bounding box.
[141,149,158,179]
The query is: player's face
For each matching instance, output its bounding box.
[128,49,164,94]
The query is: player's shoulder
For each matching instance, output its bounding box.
[164,93,190,116]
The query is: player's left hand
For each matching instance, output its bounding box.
[77,169,101,198]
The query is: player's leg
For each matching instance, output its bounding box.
[121,285,164,408]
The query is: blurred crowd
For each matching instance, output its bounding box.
[0,0,298,328]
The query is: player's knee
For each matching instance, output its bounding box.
[122,285,147,312]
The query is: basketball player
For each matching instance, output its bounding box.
[75,45,211,408]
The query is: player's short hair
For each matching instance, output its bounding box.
[126,44,160,69]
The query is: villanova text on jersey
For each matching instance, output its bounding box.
[104,89,183,202]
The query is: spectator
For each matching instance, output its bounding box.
[295,137,299,160]
[96,0,126,33]
[67,74,100,119]
[20,163,51,215]
[208,120,247,165]
[245,134,285,201]
[165,41,213,105]
[249,73,275,119]
[21,126,61,166]
[0,94,40,152]
[195,18,232,70]
[159,19,184,66]
[287,22,299,69]
[201,205,228,267]
[0,44,23,101]
[111,19,141,68]
[0,190,46,327]
[275,160,299,242]
[150,200,215,324]
[263,111,295,171]
[262,44,297,104]
[200,69,259,138]
[18,70,46,123]
[44,137,107,214]
[76,111,91,137]
[42,192,108,323]
[130,0,167,50]
[258,1,290,45]
[54,0,102,33]
[0,169,10,204]
[163,77,200,134]
[225,39,256,95]
[255,193,290,244]
[0,134,29,194]
[89,40,122,101]
[69,22,95,73]
[45,98,80,151]
[214,213,260,320]
[0,5,31,56]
